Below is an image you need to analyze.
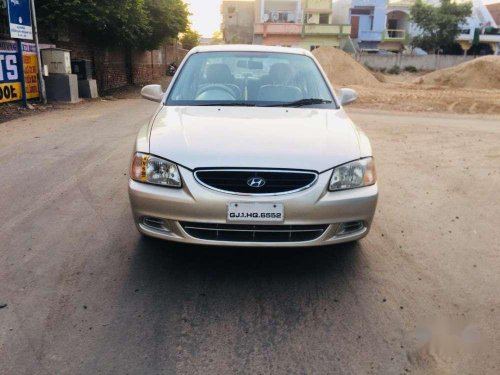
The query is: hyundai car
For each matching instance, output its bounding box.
[128,45,378,247]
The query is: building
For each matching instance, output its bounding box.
[220,0,499,54]
[349,0,387,51]
[301,0,352,49]
[253,0,351,49]
[487,1,500,24]
[348,0,500,53]
[253,0,304,46]
[199,37,212,46]
[221,0,256,44]
[348,0,421,51]
[457,0,500,55]
[380,0,414,51]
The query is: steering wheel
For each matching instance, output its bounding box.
[196,84,237,100]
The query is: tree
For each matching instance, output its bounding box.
[410,0,472,53]
[142,0,190,50]
[35,0,189,49]
[36,0,150,47]
[180,28,201,50]
[210,31,224,45]
[0,0,8,35]
[230,35,241,44]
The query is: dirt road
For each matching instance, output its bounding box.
[350,82,500,115]
[1,99,499,374]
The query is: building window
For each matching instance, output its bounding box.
[350,8,372,16]
[319,14,329,25]
[227,6,236,13]
[278,12,289,22]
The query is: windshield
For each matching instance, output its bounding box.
[166,51,336,108]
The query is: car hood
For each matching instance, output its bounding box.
[149,106,361,172]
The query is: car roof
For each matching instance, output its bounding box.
[188,44,312,57]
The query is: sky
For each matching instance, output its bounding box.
[187,0,223,38]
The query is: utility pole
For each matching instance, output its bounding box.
[30,0,47,104]
[16,39,28,107]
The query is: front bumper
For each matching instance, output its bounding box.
[128,166,378,247]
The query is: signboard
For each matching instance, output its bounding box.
[22,42,38,99]
[7,0,33,40]
[0,39,22,104]
[0,39,39,103]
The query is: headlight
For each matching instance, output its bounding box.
[130,152,182,187]
[329,157,376,191]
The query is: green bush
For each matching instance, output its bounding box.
[404,65,418,72]
[388,65,401,75]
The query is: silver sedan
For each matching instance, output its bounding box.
[129,45,378,247]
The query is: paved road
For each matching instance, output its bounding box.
[1,100,499,375]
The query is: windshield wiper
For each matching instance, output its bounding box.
[198,102,256,107]
[265,98,333,107]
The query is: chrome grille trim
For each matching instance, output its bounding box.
[193,169,319,196]
[180,222,329,242]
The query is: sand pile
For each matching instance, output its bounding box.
[312,46,381,87]
[415,56,500,90]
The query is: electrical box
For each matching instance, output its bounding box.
[41,48,72,75]
[71,59,93,80]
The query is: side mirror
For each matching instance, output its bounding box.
[339,88,358,106]
[141,85,164,103]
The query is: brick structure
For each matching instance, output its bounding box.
[132,48,166,85]
[96,49,130,90]
[129,46,187,87]
[42,30,188,91]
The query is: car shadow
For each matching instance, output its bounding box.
[83,236,365,373]
[134,236,361,283]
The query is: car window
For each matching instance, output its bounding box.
[166,51,336,108]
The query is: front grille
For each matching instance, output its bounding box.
[194,169,318,195]
[181,222,329,242]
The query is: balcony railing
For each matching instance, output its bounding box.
[254,23,303,36]
[479,34,500,41]
[359,30,383,42]
[388,0,414,7]
[303,24,351,36]
[262,10,302,24]
[383,29,406,41]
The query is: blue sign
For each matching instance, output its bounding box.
[0,39,22,103]
[7,0,33,40]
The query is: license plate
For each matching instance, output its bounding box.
[227,203,284,223]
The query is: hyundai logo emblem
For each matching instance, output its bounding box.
[247,177,266,188]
